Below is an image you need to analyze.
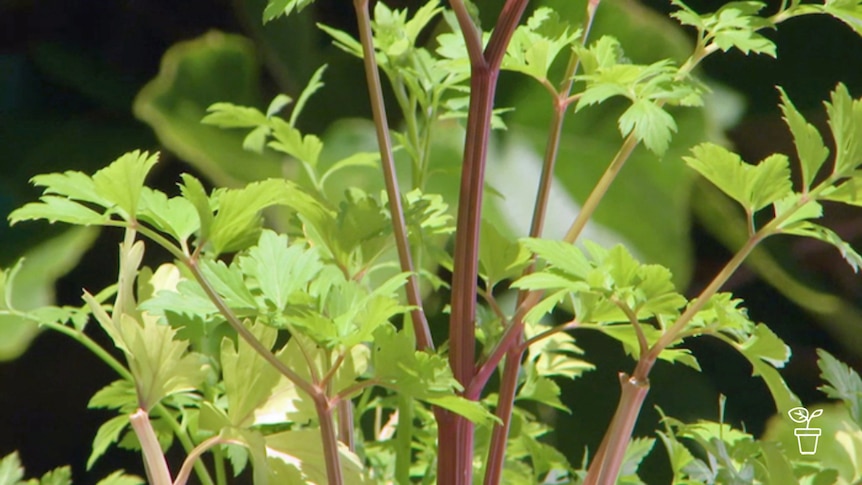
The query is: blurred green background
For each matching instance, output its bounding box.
[1,0,861,482]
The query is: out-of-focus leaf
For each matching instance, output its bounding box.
[0,228,98,361]
[134,31,284,186]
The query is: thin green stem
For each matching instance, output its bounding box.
[333,379,380,404]
[528,0,600,240]
[213,446,227,485]
[353,0,434,351]
[519,320,580,353]
[34,317,133,380]
[320,350,347,389]
[563,132,640,244]
[395,394,415,484]
[156,403,216,485]
[611,298,648,356]
[184,257,317,397]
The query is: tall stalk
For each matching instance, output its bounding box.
[441,0,529,482]
[353,0,434,352]
[483,2,601,481]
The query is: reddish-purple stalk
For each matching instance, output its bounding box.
[353,0,434,352]
[482,3,600,481]
[441,0,529,482]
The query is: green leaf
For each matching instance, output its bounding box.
[817,349,862,426]
[89,380,138,413]
[208,179,297,254]
[739,323,791,368]
[772,193,823,229]
[516,369,569,412]
[0,228,98,361]
[820,0,862,36]
[239,230,322,312]
[777,87,829,190]
[318,152,379,189]
[290,64,327,127]
[263,0,315,23]
[709,2,776,56]
[221,321,282,427]
[34,466,72,485]
[520,238,591,279]
[720,329,801,414]
[619,437,655,483]
[265,429,369,484]
[28,170,108,206]
[524,323,594,380]
[267,118,324,167]
[200,259,258,310]
[371,325,497,425]
[424,395,499,426]
[87,415,130,470]
[119,314,207,410]
[478,219,532,289]
[822,177,862,207]
[684,143,793,213]
[138,188,199,243]
[0,452,25,485]
[94,471,145,485]
[618,99,677,155]
[201,103,267,128]
[782,222,862,272]
[825,83,862,176]
[179,173,214,243]
[91,150,159,219]
[9,196,109,227]
[503,7,580,84]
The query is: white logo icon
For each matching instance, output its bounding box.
[788,407,823,455]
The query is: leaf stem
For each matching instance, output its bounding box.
[529,0,601,240]
[563,132,640,244]
[482,347,521,485]
[184,256,318,397]
[353,0,434,351]
[442,1,530,482]
[173,434,224,485]
[395,394,415,484]
[27,311,215,485]
[612,297,648,356]
[313,393,345,485]
[130,408,173,485]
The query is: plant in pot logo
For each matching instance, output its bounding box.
[788,407,824,455]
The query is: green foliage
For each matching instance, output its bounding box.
[818,349,862,426]
[684,143,793,215]
[671,1,777,56]
[5,0,862,483]
[574,35,705,154]
[0,452,142,485]
[503,7,581,85]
